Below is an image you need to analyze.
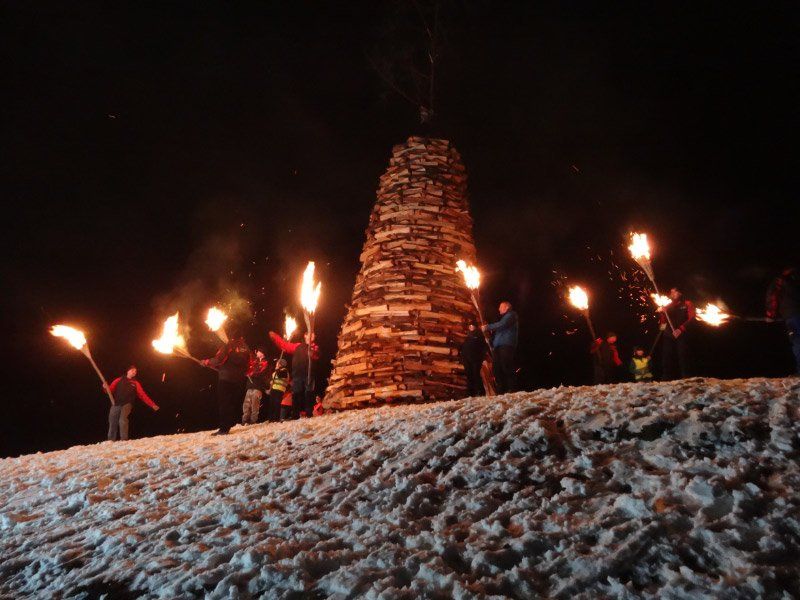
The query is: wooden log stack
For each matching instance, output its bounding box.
[324,136,481,410]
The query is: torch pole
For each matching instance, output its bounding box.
[304,311,314,389]
[641,258,675,333]
[583,310,597,341]
[647,328,664,357]
[215,328,229,344]
[470,292,494,359]
[81,345,115,406]
[175,347,213,369]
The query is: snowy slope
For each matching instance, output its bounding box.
[1,377,799,599]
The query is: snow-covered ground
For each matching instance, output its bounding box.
[1,377,799,599]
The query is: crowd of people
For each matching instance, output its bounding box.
[106,267,799,441]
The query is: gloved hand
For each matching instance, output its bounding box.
[659,323,667,331]
[673,329,683,339]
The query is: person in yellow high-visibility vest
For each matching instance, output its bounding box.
[267,358,290,422]
[629,346,654,382]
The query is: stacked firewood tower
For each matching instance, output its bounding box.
[323,136,482,410]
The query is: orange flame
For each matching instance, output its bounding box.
[628,232,651,261]
[205,307,228,332]
[651,293,671,308]
[696,303,732,327]
[456,259,480,290]
[300,261,321,314]
[152,312,186,354]
[568,286,589,311]
[284,315,298,340]
[50,324,87,350]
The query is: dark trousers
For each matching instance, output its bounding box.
[218,379,245,432]
[267,389,283,422]
[291,377,315,418]
[661,334,690,380]
[463,360,485,397]
[108,403,133,441]
[493,345,517,393]
[787,316,800,374]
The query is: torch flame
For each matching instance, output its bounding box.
[651,293,671,308]
[568,286,590,311]
[205,307,228,332]
[50,324,87,350]
[152,312,186,354]
[628,232,651,261]
[696,303,731,327]
[284,315,298,340]
[300,261,321,314]
[456,259,480,290]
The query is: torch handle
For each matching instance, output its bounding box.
[82,346,115,406]
[304,311,314,389]
[583,310,597,341]
[470,293,494,359]
[175,347,218,371]
[647,328,664,356]
[215,328,229,344]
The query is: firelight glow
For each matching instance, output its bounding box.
[205,307,228,332]
[152,312,186,354]
[284,315,298,340]
[628,232,651,262]
[568,286,590,311]
[651,293,671,308]
[456,259,480,290]
[696,303,731,327]
[300,261,321,314]
[50,325,87,350]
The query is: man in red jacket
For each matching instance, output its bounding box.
[269,330,319,418]
[105,365,159,441]
[658,287,696,380]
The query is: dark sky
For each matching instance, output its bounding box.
[2,1,797,456]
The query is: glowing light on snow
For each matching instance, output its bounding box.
[300,262,321,314]
[152,313,186,354]
[696,303,732,327]
[50,325,87,350]
[568,286,590,311]
[456,260,481,290]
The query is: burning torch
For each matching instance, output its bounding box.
[628,232,675,333]
[279,314,298,363]
[456,259,494,358]
[696,303,732,327]
[152,312,208,368]
[300,261,321,389]
[205,307,229,344]
[50,325,116,406]
[567,285,597,340]
[646,293,672,354]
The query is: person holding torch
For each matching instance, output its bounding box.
[202,319,250,435]
[659,287,696,380]
[483,301,519,393]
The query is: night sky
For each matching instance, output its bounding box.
[2,2,797,457]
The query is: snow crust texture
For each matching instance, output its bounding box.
[1,377,799,599]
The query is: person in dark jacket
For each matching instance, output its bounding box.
[242,347,269,425]
[591,332,623,384]
[203,335,250,435]
[269,331,320,418]
[460,321,487,397]
[268,358,290,422]
[483,301,519,393]
[105,365,159,441]
[658,287,696,380]
[766,266,800,374]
